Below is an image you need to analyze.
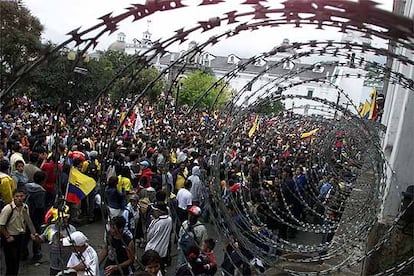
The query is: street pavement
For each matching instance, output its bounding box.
[0,218,226,276]
[0,217,346,276]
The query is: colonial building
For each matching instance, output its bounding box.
[107,21,154,55]
[107,31,379,118]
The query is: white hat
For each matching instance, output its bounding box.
[62,231,88,246]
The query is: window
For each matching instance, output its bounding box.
[307,88,314,98]
[254,59,264,67]
[332,68,340,83]
[283,60,294,70]
[312,63,325,73]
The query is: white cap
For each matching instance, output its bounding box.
[62,231,88,246]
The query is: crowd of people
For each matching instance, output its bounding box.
[0,94,359,275]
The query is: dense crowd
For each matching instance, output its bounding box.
[0,95,358,275]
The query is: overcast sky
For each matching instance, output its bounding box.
[23,0,393,57]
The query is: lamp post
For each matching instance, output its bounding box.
[67,50,89,102]
[174,76,185,114]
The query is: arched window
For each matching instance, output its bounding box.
[312,63,325,73]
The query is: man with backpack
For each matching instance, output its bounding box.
[0,189,38,275]
[82,151,101,181]
[177,205,208,266]
[122,194,140,238]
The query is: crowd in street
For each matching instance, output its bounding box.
[0,95,358,275]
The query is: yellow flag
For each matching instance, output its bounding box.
[368,88,377,120]
[248,116,259,138]
[300,128,320,139]
[119,112,126,123]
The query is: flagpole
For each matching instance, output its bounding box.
[64,167,72,203]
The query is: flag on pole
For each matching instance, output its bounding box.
[133,109,144,134]
[360,100,371,119]
[248,116,259,138]
[119,111,126,124]
[359,88,378,120]
[66,167,96,204]
[368,88,377,120]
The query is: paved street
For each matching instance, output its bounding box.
[0,217,226,276]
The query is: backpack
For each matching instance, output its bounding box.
[0,204,15,246]
[179,224,199,257]
[86,160,99,180]
[122,208,135,233]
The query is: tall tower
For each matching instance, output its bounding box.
[142,20,152,45]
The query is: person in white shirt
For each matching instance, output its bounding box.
[176,179,192,223]
[145,203,172,273]
[63,231,99,276]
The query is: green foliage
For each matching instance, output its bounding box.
[23,48,165,107]
[26,48,115,106]
[0,4,164,107]
[138,66,167,103]
[255,99,285,115]
[178,70,231,109]
[0,1,43,90]
[25,50,70,106]
[105,51,166,104]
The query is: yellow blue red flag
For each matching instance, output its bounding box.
[248,116,259,138]
[360,100,371,119]
[66,167,96,204]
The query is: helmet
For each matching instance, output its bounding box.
[44,205,70,224]
[139,160,150,167]
[188,205,202,217]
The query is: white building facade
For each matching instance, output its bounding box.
[379,0,414,224]
[108,34,374,118]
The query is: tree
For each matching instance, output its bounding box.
[0,1,43,91]
[26,48,114,106]
[255,99,285,115]
[178,70,231,109]
[104,51,166,104]
[136,66,166,103]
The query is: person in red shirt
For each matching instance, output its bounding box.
[201,238,217,275]
[41,154,62,208]
[139,160,153,189]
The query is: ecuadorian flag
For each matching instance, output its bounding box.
[66,167,96,204]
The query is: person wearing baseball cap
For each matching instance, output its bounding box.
[63,231,99,276]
